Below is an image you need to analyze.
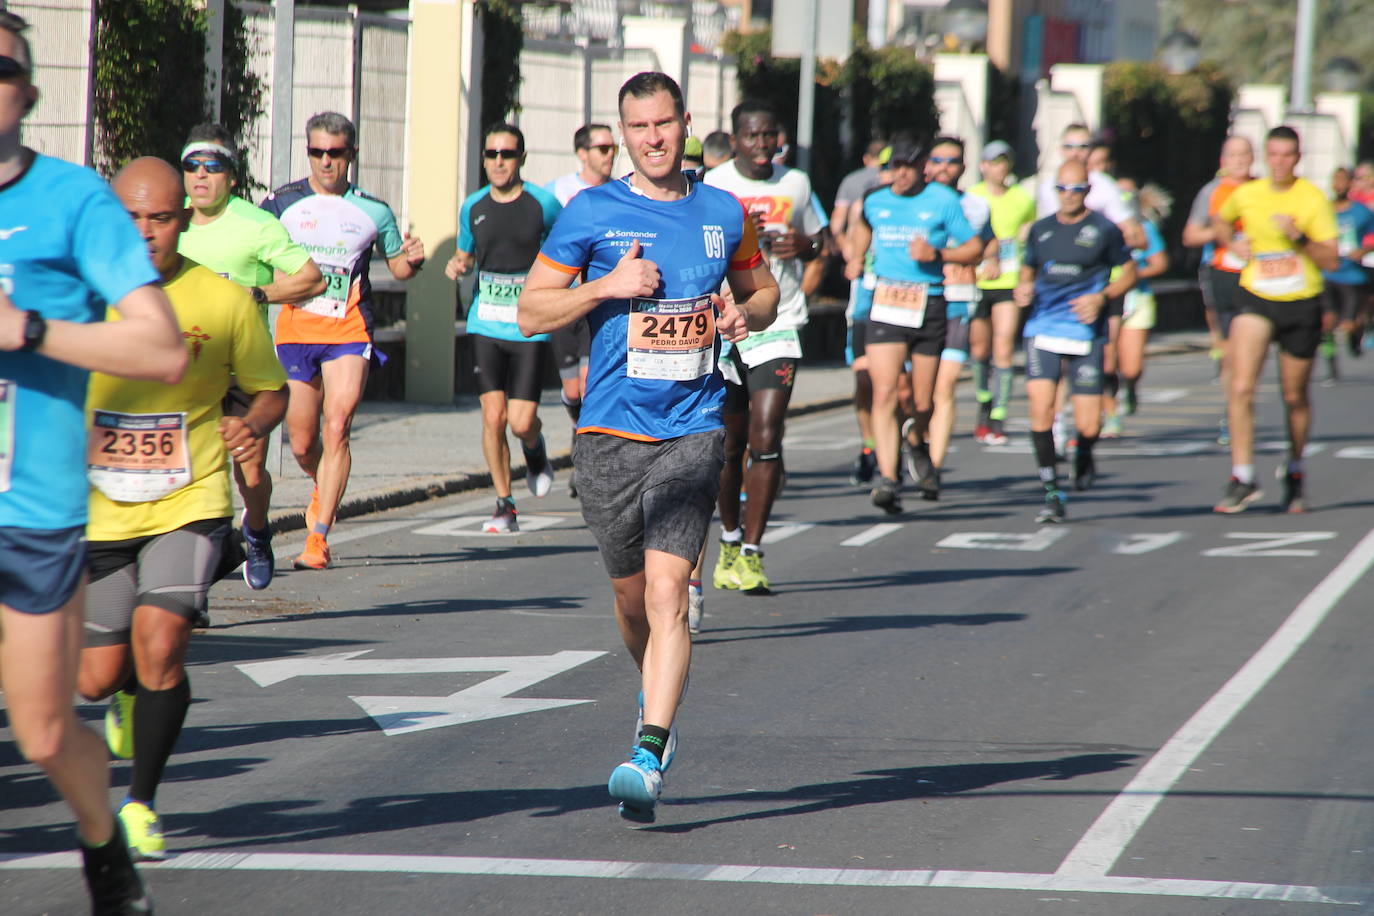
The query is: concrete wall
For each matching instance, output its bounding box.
[13,0,95,165]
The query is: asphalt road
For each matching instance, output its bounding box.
[4,348,1374,915]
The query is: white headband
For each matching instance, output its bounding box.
[181,141,237,164]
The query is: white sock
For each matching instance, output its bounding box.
[1232,464,1254,485]
[720,526,741,543]
[741,542,760,555]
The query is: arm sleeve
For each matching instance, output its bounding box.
[72,182,161,309]
[256,214,313,275]
[1106,222,1132,268]
[228,287,289,394]
[945,194,974,245]
[457,194,477,254]
[535,191,592,273]
[1217,191,1240,224]
[1186,183,1213,227]
[374,203,405,258]
[1021,224,1041,270]
[1302,195,1338,243]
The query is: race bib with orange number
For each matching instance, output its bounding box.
[1252,251,1304,297]
[871,279,928,329]
[943,261,978,303]
[627,295,716,380]
[87,411,191,503]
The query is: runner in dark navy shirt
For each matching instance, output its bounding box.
[1015,161,1135,523]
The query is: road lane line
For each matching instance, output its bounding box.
[1056,526,1374,877]
[0,853,1364,904]
[841,524,903,547]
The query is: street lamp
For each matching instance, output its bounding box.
[943,0,988,49]
[1321,56,1362,93]
[1158,28,1201,75]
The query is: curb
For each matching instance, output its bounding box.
[269,336,1211,535]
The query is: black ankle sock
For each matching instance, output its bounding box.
[638,724,671,764]
[1103,372,1119,399]
[1032,429,1058,487]
[1076,435,1098,473]
[129,677,191,805]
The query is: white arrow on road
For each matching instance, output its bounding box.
[236,649,607,736]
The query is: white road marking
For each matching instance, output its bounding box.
[760,522,815,544]
[237,650,606,736]
[1112,532,1186,555]
[1258,441,1324,456]
[781,434,860,451]
[412,514,568,536]
[937,530,1069,552]
[1334,445,1374,459]
[0,853,1364,905]
[1056,526,1374,877]
[841,523,903,547]
[1138,388,1189,403]
[998,441,1214,457]
[1202,532,1336,558]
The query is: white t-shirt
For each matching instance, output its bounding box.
[547,171,594,206]
[704,160,823,331]
[1036,169,1136,224]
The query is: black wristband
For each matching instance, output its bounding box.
[250,286,268,305]
[20,309,46,352]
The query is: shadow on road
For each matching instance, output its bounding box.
[692,611,1025,646]
[645,753,1140,834]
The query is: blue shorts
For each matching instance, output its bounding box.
[0,525,87,615]
[1025,338,1106,396]
[276,342,374,382]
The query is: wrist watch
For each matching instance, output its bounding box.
[19,309,46,352]
[250,287,269,305]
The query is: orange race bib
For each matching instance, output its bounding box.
[627,295,716,380]
[1252,251,1304,297]
[87,410,191,503]
[870,279,928,328]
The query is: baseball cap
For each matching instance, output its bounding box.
[888,139,924,165]
[981,140,1013,162]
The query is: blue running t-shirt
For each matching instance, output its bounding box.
[1022,210,1131,342]
[0,153,160,529]
[861,182,973,294]
[535,176,762,441]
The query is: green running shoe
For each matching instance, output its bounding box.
[105,690,135,760]
[712,540,741,589]
[118,800,167,861]
[732,549,770,594]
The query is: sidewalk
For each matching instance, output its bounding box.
[254,331,1213,534]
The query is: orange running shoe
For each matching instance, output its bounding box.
[304,487,320,531]
[293,532,331,570]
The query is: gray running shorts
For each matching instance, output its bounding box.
[85,517,231,647]
[573,429,725,579]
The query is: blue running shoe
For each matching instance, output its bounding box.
[240,509,274,590]
[635,690,678,773]
[609,747,662,823]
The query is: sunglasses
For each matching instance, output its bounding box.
[307,146,352,159]
[928,156,962,165]
[1055,183,1091,194]
[484,149,521,160]
[583,144,615,155]
[1061,142,1091,150]
[182,157,229,174]
[0,55,27,79]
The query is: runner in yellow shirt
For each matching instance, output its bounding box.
[1212,126,1338,514]
[78,158,287,861]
